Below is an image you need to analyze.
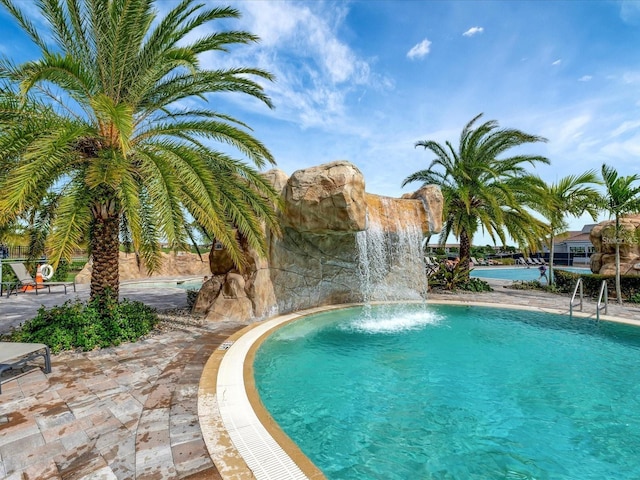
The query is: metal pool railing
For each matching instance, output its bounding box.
[597,280,608,321]
[570,278,583,317]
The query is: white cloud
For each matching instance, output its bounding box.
[578,75,593,82]
[463,26,484,37]
[552,59,562,66]
[407,39,432,60]
[195,2,393,132]
[610,120,640,137]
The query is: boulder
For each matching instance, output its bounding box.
[284,161,367,234]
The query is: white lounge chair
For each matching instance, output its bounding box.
[0,342,51,393]
[7,262,76,296]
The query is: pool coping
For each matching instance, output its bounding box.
[199,299,640,479]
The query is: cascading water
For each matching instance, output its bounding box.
[356,197,428,308]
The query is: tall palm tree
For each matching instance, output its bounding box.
[403,113,550,276]
[0,0,280,303]
[599,164,640,304]
[528,172,601,284]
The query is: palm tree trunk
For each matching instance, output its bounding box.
[615,243,622,305]
[549,233,555,285]
[459,230,471,279]
[90,200,120,302]
[614,215,622,304]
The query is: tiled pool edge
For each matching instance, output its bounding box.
[200,300,640,479]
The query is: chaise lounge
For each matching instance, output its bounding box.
[0,342,51,393]
[6,262,76,296]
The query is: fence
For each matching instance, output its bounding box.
[0,245,87,261]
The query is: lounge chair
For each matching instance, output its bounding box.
[526,257,536,266]
[516,257,527,266]
[7,262,76,296]
[424,256,439,275]
[0,342,51,393]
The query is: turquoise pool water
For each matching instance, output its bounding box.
[254,304,640,479]
[471,266,590,281]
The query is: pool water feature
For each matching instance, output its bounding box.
[254,303,640,479]
[471,266,590,281]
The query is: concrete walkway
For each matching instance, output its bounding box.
[1,279,639,479]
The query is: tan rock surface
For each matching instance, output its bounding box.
[590,215,640,276]
[284,161,367,233]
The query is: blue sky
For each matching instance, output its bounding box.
[3,0,640,244]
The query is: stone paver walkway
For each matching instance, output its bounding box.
[1,315,245,479]
[1,278,639,479]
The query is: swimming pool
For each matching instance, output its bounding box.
[471,266,590,281]
[254,304,640,479]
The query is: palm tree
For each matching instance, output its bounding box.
[0,0,280,303]
[528,172,601,284]
[403,113,550,276]
[599,164,640,304]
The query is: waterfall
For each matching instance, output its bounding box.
[356,196,427,305]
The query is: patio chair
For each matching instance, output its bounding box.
[0,342,51,394]
[7,262,76,296]
[424,256,439,275]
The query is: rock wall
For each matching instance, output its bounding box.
[193,160,444,323]
[590,215,640,276]
[75,251,210,283]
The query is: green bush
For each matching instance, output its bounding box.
[7,297,158,353]
[186,289,199,310]
[459,277,493,292]
[51,259,69,281]
[553,269,640,300]
[430,264,492,292]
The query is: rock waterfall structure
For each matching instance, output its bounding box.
[193,161,444,322]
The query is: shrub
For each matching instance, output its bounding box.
[51,259,69,281]
[553,269,640,300]
[186,289,199,310]
[7,297,158,353]
[459,277,492,292]
[429,264,492,292]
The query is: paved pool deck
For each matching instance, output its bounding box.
[1,279,639,479]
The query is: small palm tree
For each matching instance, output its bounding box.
[529,172,601,284]
[403,113,550,276]
[599,164,640,304]
[0,0,280,303]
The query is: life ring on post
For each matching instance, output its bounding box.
[40,264,54,281]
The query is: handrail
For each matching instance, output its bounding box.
[596,280,608,321]
[570,278,583,318]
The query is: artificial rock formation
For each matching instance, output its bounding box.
[193,160,444,323]
[75,251,210,283]
[590,215,640,276]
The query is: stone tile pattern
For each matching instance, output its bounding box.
[0,322,244,479]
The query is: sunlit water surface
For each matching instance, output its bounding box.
[254,304,640,479]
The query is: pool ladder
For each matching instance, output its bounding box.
[569,278,608,320]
